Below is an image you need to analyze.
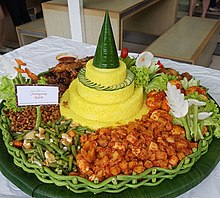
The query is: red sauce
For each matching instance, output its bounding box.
[58,56,77,63]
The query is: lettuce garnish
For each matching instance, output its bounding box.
[0,76,20,112]
[145,73,169,93]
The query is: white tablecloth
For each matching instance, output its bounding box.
[1,36,220,198]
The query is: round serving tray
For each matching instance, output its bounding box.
[0,102,220,198]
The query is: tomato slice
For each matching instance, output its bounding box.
[120,48,129,58]
[157,60,165,69]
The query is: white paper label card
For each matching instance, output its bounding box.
[16,85,59,106]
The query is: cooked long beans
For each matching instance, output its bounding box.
[35,106,41,130]
[5,112,92,176]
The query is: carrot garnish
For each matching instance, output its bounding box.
[15,59,26,66]
[14,67,25,73]
[25,68,39,81]
[13,140,23,148]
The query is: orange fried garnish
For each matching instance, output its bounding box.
[169,80,182,90]
[14,67,25,73]
[146,91,166,111]
[25,68,39,81]
[13,140,23,148]
[15,59,26,66]
[185,86,207,96]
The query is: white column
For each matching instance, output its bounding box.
[67,0,85,42]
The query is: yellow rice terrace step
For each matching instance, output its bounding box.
[60,90,149,130]
[61,79,144,122]
[85,59,126,86]
[76,79,135,104]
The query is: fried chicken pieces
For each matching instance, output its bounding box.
[43,56,93,95]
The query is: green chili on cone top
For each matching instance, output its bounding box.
[93,10,120,69]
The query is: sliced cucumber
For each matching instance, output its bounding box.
[78,68,134,91]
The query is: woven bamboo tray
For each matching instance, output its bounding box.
[1,101,220,198]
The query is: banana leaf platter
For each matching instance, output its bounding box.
[1,99,220,198]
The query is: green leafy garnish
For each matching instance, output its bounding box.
[129,61,160,89]
[145,73,169,93]
[180,77,200,90]
[130,66,150,88]
[37,76,47,84]
[203,115,220,138]
[185,92,208,102]
[0,76,21,112]
[199,98,220,138]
